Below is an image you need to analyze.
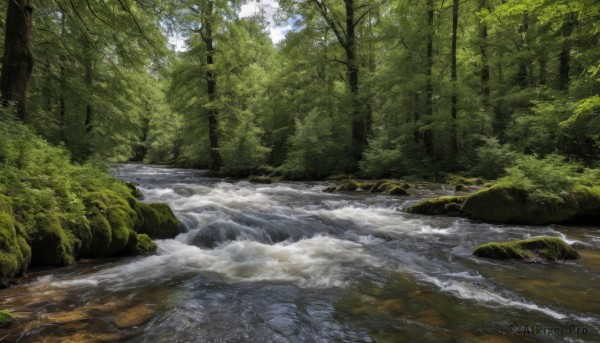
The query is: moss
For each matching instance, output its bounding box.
[388,186,408,196]
[125,181,143,199]
[473,237,580,261]
[370,180,411,193]
[135,234,157,254]
[0,309,15,327]
[249,175,272,184]
[0,197,31,281]
[84,207,112,257]
[447,175,482,186]
[138,203,181,239]
[105,207,132,255]
[454,184,465,192]
[406,196,466,215]
[462,184,579,224]
[28,213,76,266]
[572,186,600,221]
[336,180,359,191]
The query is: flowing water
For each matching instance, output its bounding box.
[1,164,599,342]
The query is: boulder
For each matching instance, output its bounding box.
[138,203,182,239]
[406,196,466,216]
[473,237,579,261]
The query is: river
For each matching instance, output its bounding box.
[1,164,599,342]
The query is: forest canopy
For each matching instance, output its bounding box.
[1,0,599,180]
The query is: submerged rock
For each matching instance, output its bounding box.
[473,237,580,261]
[114,304,155,329]
[0,309,15,327]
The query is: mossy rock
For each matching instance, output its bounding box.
[138,203,182,239]
[572,186,600,221]
[370,180,411,194]
[447,175,482,186]
[406,196,467,215]
[0,309,15,327]
[454,184,465,192]
[135,234,157,254]
[125,182,143,199]
[388,186,408,196]
[462,185,579,225]
[105,207,133,255]
[249,175,272,184]
[0,199,31,281]
[28,213,77,266]
[473,237,579,261]
[84,207,112,257]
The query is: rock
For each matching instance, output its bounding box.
[138,203,182,239]
[124,182,143,199]
[406,196,466,215]
[407,184,600,225]
[0,309,15,327]
[113,304,155,329]
[47,309,89,324]
[462,184,579,225]
[388,186,408,196]
[134,234,157,254]
[454,184,465,192]
[28,213,77,266]
[473,237,580,261]
[249,175,272,184]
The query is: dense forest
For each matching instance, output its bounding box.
[1,0,598,179]
[1,1,600,338]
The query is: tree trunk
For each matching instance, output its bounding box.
[516,13,529,88]
[345,0,364,165]
[559,14,575,91]
[0,0,34,120]
[450,0,459,154]
[59,12,67,143]
[203,1,223,171]
[84,41,93,157]
[479,0,490,112]
[423,0,434,156]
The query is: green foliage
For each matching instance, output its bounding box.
[360,130,405,178]
[0,111,180,279]
[473,137,515,179]
[499,154,580,205]
[282,109,346,179]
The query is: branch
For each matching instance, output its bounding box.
[311,0,347,47]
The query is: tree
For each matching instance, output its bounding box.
[0,0,34,120]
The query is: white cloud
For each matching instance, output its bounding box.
[239,0,291,43]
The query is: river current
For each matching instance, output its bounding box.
[1,164,599,342]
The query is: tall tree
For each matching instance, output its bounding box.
[423,0,434,156]
[0,0,33,120]
[202,0,223,171]
[450,0,459,153]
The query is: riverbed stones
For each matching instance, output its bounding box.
[323,179,411,195]
[473,237,580,261]
[113,304,155,329]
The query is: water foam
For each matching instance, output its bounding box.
[51,237,378,290]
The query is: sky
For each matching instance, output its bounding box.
[239,0,293,43]
[169,0,293,51]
